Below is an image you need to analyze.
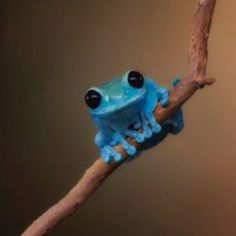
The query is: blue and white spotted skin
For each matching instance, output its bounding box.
[85,70,184,164]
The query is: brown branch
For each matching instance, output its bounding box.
[188,0,216,79]
[22,0,217,235]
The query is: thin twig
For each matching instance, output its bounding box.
[22,0,216,235]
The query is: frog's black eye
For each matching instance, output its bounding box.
[85,89,102,109]
[127,71,144,88]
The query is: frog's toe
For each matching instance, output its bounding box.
[151,122,161,133]
[103,154,112,163]
[142,121,152,138]
[135,133,145,143]
[143,128,152,138]
[109,147,123,163]
[121,139,137,155]
[127,145,136,155]
[100,147,112,163]
[124,130,145,143]
[113,152,122,162]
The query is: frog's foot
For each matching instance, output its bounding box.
[100,145,122,163]
[112,133,137,156]
[124,130,145,143]
[157,87,169,107]
[145,112,162,134]
[140,113,153,138]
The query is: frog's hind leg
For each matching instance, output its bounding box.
[169,109,184,134]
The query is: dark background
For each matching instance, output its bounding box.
[1,0,236,235]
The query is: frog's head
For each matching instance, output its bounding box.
[84,70,147,117]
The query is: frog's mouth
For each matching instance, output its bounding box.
[92,92,146,118]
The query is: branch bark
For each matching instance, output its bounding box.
[22,0,216,235]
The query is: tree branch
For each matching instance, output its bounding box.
[22,0,216,235]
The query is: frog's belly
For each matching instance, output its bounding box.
[103,101,144,131]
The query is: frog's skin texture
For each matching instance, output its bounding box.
[85,70,184,164]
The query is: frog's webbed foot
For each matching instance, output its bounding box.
[124,129,145,143]
[138,113,152,138]
[100,145,122,163]
[140,112,161,138]
[100,132,139,163]
[112,133,137,156]
[146,113,162,133]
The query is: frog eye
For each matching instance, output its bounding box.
[127,71,144,88]
[85,89,102,109]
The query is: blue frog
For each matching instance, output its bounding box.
[85,70,184,163]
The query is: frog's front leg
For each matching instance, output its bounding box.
[141,86,169,135]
